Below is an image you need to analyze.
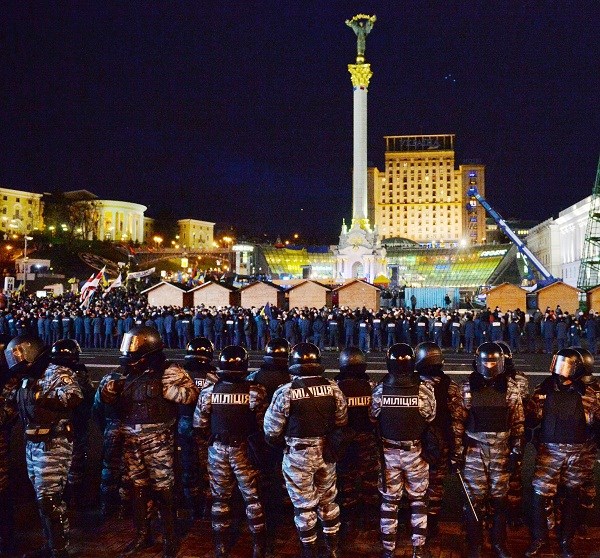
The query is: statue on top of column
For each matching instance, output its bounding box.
[345,14,376,63]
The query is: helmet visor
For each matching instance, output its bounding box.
[5,344,28,370]
[552,355,578,380]
[478,357,503,379]
[120,332,143,355]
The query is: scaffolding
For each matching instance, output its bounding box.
[577,156,600,291]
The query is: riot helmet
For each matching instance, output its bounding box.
[218,345,248,376]
[184,337,214,366]
[264,338,290,365]
[289,342,322,376]
[4,335,49,376]
[414,342,444,377]
[475,342,505,380]
[550,348,584,384]
[338,346,367,377]
[50,339,81,367]
[496,340,516,376]
[571,346,595,384]
[386,343,415,376]
[119,326,164,367]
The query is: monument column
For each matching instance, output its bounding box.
[346,14,376,230]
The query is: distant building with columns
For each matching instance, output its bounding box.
[97,200,146,243]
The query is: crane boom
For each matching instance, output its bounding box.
[467,187,556,283]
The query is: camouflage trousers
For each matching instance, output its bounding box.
[282,442,340,544]
[379,443,429,549]
[507,455,524,513]
[579,440,598,510]
[337,432,379,509]
[0,428,9,492]
[123,426,175,491]
[208,441,265,534]
[100,421,129,500]
[532,442,586,498]
[462,438,510,505]
[427,444,449,518]
[25,436,72,509]
[67,406,91,486]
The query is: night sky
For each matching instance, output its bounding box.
[1,2,599,243]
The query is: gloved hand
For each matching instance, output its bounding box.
[508,447,522,473]
[450,453,464,475]
[103,378,125,397]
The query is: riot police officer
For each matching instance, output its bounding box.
[5,334,83,558]
[414,342,462,537]
[453,342,524,558]
[195,345,268,558]
[264,342,348,558]
[247,338,291,403]
[0,334,17,555]
[496,340,530,527]
[525,348,600,558]
[179,337,217,518]
[334,347,378,530]
[50,339,94,510]
[99,326,198,558]
[371,343,436,558]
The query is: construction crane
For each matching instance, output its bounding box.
[466,185,558,286]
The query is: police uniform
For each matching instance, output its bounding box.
[525,348,600,558]
[264,342,348,558]
[415,342,462,536]
[195,345,268,558]
[178,342,217,517]
[371,345,436,558]
[334,349,378,524]
[453,342,524,558]
[5,335,84,558]
[100,327,198,558]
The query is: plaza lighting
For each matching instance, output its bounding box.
[153,236,163,249]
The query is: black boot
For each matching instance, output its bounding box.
[0,488,15,556]
[324,533,339,558]
[252,530,266,558]
[559,488,578,558]
[155,489,178,558]
[524,492,548,557]
[119,486,153,556]
[380,550,395,558]
[427,514,439,538]
[213,530,229,558]
[300,542,318,558]
[465,504,483,558]
[490,498,512,558]
[37,495,69,558]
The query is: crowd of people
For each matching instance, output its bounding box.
[0,316,599,558]
[0,290,596,356]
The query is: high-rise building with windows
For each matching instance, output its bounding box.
[373,134,486,245]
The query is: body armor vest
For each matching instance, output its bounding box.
[466,386,509,433]
[178,363,215,418]
[119,368,176,425]
[210,381,256,443]
[16,376,70,430]
[430,375,452,441]
[254,364,290,403]
[539,389,587,444]
[337,377,373,433]
[379,383,426,441]
[286,377,336,438]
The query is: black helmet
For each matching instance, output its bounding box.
[289,342,322,376]
[218,345,248,375]
[119,326,164,366]
[50,339,81,366]
[496,340,515,376]
[264,338,290,364]
[571,346,595,383]
[339,346,367,377]
[475,342,504,380]
[414,342,444,376]
[185,337,214,365]
[551,348,584,384]
[4,335,49,375]
[386,343,415,376]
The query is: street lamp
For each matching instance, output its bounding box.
[153,235,163,250]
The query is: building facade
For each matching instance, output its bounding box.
[177,219,215,250]
[97,200,146,243]
[0,187,43,235]
[372,134,486,245]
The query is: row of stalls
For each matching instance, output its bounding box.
[142,278,382,311]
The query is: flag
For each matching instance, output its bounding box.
[80,266,105,303]
[262,302,273,320]
[103,273,123,296]
[101,268,110,287]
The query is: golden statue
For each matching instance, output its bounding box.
[345,14,376,63]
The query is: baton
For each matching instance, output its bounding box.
[457,470,479,524]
